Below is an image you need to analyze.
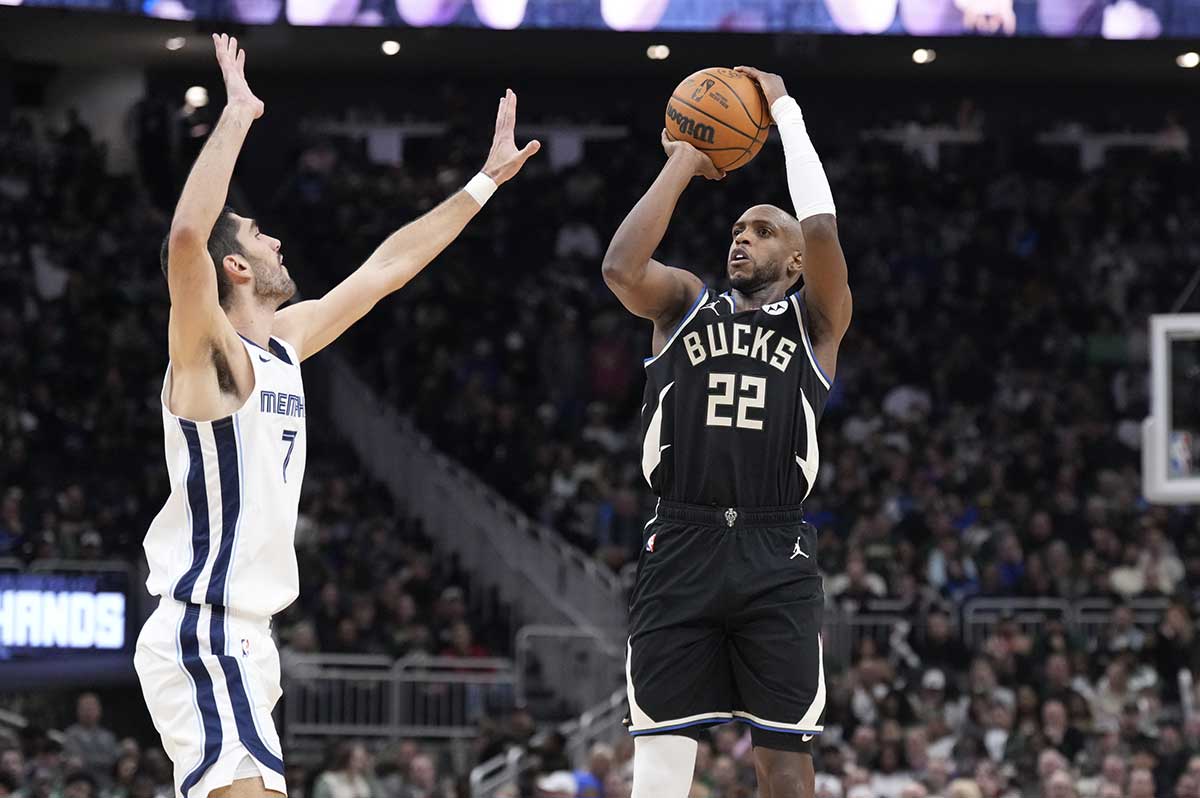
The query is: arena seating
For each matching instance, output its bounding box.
[2,84,1199,796]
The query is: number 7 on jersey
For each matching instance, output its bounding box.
[281,429,298,482]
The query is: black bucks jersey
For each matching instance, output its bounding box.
[640,286,831,508]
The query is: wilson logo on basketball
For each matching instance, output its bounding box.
[691,78,715,101]
[667,105,716,144]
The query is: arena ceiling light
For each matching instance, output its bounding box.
[646,44,670,60]
[165,36,186,51]
[184,86,209,107]
[1177,51,1200,68]
[381,40,401,55]
[912,48,936,64]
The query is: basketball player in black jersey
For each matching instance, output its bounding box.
[602,67,851,798]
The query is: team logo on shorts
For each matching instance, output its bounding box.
[763,300,788,316]
[241,638,251,657]
[646,533,657,552]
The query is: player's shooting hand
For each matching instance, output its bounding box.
[213,33,264,119]
[481,89,541,185]
[734,66,787,115]
[660,129,725,181]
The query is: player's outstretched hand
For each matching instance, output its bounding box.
[734,66,787,115]
[481,89,541,185]
[660,129,725,181]
[213,33,264,119]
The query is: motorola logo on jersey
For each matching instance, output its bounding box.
[666,106,716,144]
[683,322,798,373]
[763,300,789,316]
[0,590,125,650]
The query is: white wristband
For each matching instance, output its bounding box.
[464,173,498,207]
[770,95,804,125]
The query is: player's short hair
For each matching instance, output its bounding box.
[159,206,242,309]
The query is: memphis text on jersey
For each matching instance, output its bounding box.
[260,389,305,418]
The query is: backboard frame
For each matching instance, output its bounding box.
[1143,313,1200,505]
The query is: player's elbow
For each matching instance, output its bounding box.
[600,257,623,286]
[800,214,839,243]
[601,252,640,290]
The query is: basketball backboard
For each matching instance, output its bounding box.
[1143,314,1200,504]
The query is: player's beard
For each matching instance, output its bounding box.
[728,257,783,294]
[251,256,297,306]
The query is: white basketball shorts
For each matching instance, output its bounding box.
[134,599,286,798]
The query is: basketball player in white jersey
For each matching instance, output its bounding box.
[134,33,539,798]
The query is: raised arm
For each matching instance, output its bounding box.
[273,90,540,361]
[601,132,721,350]
[166,34,263,371]
[737,67,852,349]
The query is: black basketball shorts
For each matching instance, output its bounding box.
[625,500,825,751]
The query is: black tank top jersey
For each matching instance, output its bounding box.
[640,286,832,508]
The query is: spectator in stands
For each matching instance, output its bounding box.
[1040,654,1086,710]
[572,743,611,798]
[870,741,916,798]
[911,608,971,675]
[1128,768,1155,798]
[1155,602,1200,700]
[1090,660,1133,730]
[403,752,442,798]
[432,586,469,649]
[828,553,888,609]
[1091,604,1147,661]
[313,742,375,798]
[280,621,320,676]
[533,771,576,798]
[440,622,489,658]
[62,696,118,789]
[107,752,140,798]
[62,771,96,798]
[0,749,23,793]
[1039,700,1084,762]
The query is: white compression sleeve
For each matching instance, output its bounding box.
[631,735,698,798]
[770,95,837,222]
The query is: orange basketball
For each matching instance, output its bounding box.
[665,67,769,172]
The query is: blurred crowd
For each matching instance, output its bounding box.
[0,693,481,798]
[2,79,1200,798]
[266,89,1200,796]
[273,88,1200,599]
[0,112,508,656]
[0,114,508,798]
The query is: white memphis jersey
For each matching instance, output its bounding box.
[143,334,306,620]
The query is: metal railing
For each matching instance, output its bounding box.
[562,688,628,767]
[824,596,1175,663]
[823,610,912,669]
[1075,597,1172,641]
[469,687,627,798]
[282,654,517,746]
[469,746,526,798]
[961,598,1073,646]
[514,625,625,717]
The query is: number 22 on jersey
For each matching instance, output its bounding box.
[705,373,766,430]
